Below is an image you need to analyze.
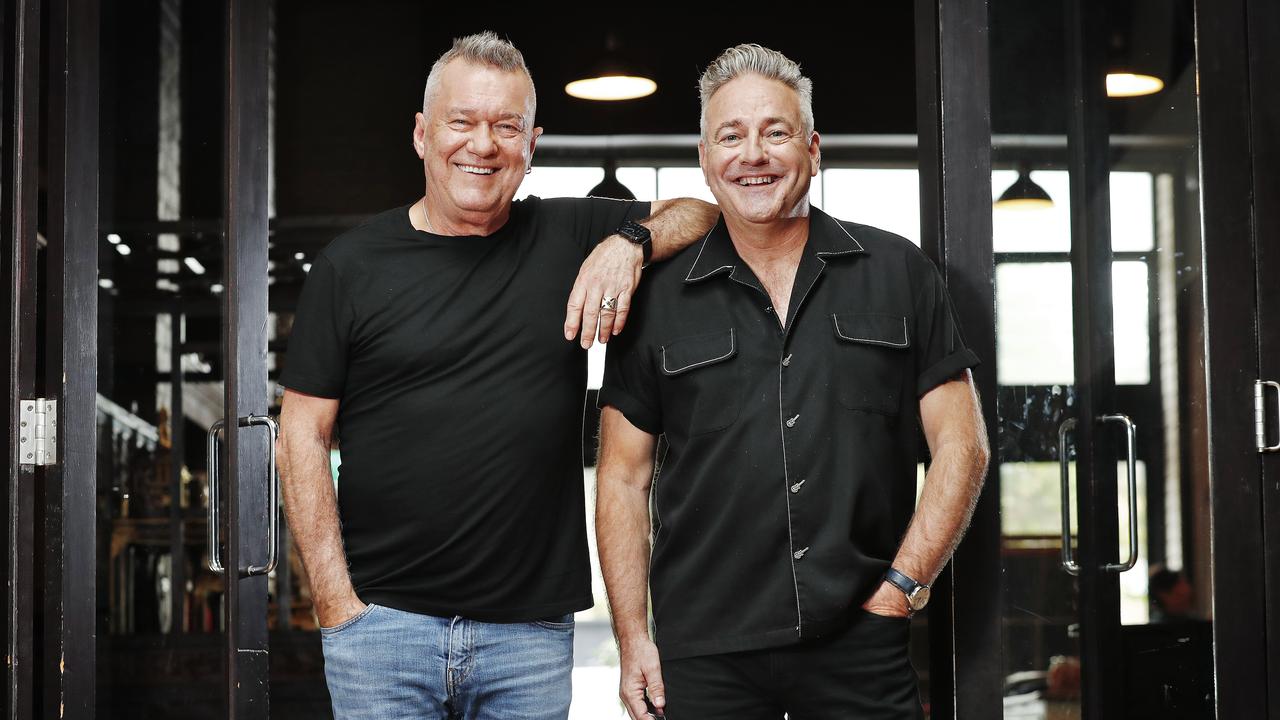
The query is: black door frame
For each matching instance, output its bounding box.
[920,0,1278,717]
[913,1,1001,717]
[42,0,101,716]
[1198,0,1275,714]
[3,0,278,717]
[222,0,273,716]
[1248,0,1280,711]
[1196,0,1277,715]
[3,0,42,717]
[1063,0,1126,715]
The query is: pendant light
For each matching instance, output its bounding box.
[994,162,1054,211]
[565,34,656,102]
[588,159,635,200]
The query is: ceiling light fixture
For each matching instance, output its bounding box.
[565,34,656,102]
[994,162,1054,211]
[566,76,656,102]
[1105,72,1164,98]
[588,159,636,200]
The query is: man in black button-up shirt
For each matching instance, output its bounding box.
[597,44,990,719]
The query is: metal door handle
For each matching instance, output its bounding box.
[206,420,227,575]
[206,414,280,576]
[1100,414,1139,573]
[1058,418,1079,575]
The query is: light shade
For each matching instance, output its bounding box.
[565,75,656,101]
[588,160,636,200]
[995,164,1054,211]
[1106,72,1164,98]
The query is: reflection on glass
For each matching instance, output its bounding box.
[991,170,1154,253]
[996,262,1150,386]
[993,170,1070,253]
[997,263,1074,385]
[1118,461,1149,625]
[1000,461,1078,536]
[1113,261,1150,385]
[1109,173,1155,251]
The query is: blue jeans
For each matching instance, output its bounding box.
[321,604,575,720]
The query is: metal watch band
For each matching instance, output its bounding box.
[618,219,653,267]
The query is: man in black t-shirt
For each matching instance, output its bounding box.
[597,45,990,719]
[278,32,715,720]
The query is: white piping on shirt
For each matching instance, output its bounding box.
[660,329,736,375]
[832,314,909,348]
[684,226,732,282]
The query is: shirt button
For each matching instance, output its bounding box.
[782,354,792,367]
[786,414,800,428]
[765,306,774,314]
[793,547,809,560]
[790,479,806,493]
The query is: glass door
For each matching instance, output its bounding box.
[992,0,1216,717]
[93,0,274,716]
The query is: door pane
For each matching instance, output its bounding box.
[992,0,1213,716]
[996,263,1074,385]
[96,0,234,711]
[991,171,1154,253]
[97,2,280,715]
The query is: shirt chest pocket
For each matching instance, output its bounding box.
[832,313,910,416]
[660,328,741,436]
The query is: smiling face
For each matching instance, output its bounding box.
[698,73,820,227]
[413,59,542,233]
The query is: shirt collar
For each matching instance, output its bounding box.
[683,206,865,285]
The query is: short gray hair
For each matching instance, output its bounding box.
[422,31,536,123]
[699,44,813,139]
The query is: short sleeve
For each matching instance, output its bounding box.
[279,253,355,398]
[913,262,981,396]
[536,197,651,255]
[598,303,662,435]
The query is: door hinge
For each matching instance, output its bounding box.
[1256,381,1280,453]
[18,398,57,466]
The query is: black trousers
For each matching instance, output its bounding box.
[661,609,924,720]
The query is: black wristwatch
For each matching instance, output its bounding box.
[617,219,653,268]
[884,567,931,616]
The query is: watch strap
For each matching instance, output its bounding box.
[617,219,653,267]
[884,567,925,595]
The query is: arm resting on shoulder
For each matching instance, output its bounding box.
[565,198,718,348]
[642,198,719,262]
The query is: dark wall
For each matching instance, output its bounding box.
[273,5,919,216]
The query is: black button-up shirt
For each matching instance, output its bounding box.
[600,207,979,660]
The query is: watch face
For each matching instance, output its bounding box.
[909,586,931,611]
[620,220,651,243]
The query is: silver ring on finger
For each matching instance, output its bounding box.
[600,296,618,312]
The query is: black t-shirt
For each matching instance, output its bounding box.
[281,196,649,622]
[600,208,979,659]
